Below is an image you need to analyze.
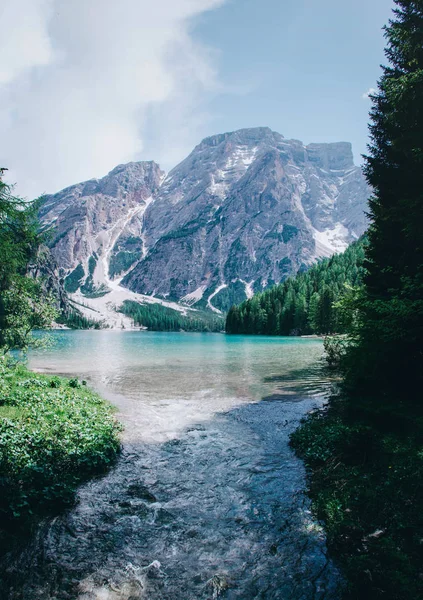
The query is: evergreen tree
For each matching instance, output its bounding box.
[346,0,423,403]
[0,177,56,349]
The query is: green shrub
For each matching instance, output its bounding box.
[68,377,80,388]
[0,359,121,527]
[291,404,423,600]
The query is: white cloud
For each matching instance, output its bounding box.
[0,0,54,84]
[362,87,377,100]
[0,0,226,197]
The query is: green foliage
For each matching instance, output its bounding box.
[340,0,423,404]
[323,335,351,369]
[0,358,121,527]
[1,277,57,351]
[64,263,85,293]
[291,402,423,600]
[0,182,39,292]
[121,301,224,332]
[226,239,366,335]
[0,180,57,350]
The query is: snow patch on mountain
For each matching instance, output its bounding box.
[71,285,193,329]
[240,279,255,299]
[313,223,350,258]
[207,284,227,314]
[181,285,207,306]
[224,145,259,172]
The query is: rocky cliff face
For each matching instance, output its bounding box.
[40,127,370,314]
[29,245,70,316]
[40,161,163,295]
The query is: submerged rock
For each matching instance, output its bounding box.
[204,574,230,598]
[126,483,157,503]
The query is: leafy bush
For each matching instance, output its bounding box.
[291,402,423,600]
[323,335,351,369]
[0,358,121,526]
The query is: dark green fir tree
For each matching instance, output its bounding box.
[346,0,423,406]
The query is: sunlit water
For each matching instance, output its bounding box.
[3,332,341,599]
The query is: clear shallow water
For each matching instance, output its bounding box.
[4,332,341,599]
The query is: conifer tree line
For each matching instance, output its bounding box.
[121,301,224,332]
[226,239,366,336]
[58,308,104,330]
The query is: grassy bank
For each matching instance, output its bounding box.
[291,396,423,600]
[0,357,121,535]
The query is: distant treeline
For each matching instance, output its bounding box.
[58,309,104,330]
[226,239,366,336]
[121,301,224,332]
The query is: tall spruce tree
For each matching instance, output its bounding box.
[346,0,423,405]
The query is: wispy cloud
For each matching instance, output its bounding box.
[362,87,377,100]
[0,0,226,197]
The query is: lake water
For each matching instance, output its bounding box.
[5,331,341,599]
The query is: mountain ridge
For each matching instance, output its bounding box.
[40,127,371,325]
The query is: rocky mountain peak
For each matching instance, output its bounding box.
[40,127,371,321]
[306,142,355,171]
[97,161,163,198]
[197,126,282,150]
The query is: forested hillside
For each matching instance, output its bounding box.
[226,239,365,335]
[121,301,224,332]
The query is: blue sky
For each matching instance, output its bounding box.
[188,0,393,164]
[1,0,394,196]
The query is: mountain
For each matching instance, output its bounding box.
[40,160,163,276]
[40,127,370,323]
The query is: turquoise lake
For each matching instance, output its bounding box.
[29,332,329,441]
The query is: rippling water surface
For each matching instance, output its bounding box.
[5,332,341,599]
